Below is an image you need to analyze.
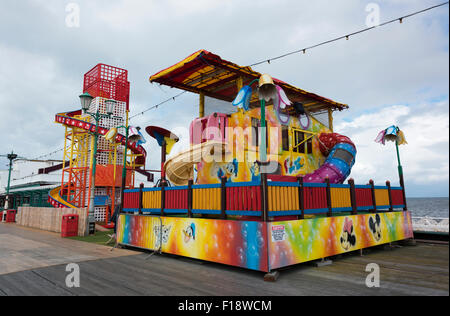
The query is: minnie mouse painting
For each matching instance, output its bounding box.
[340,217,356,251]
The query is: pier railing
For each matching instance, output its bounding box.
[122,177,407,220]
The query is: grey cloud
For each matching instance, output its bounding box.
[0,0,448,197]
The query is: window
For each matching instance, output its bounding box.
[307,137,313,154]
[282,126,289,151]
[293,130,313,154]
[293,130,304,153]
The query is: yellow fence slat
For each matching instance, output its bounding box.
[193,189,198,209]
[267,186,300,212]
[292,187,299,210]
[273,187,278,211]
[192,187,221,210]
[142,191,161,209]
[375,189,390,207]
[215,188,220,210]
[330,187,351,209]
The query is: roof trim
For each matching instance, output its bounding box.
[149,50,348,112]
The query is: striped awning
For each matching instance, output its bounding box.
[149,50,348,113]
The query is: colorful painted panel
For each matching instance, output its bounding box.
[117,215,269,272]
[196,105,331,185]
[268,211,413,270]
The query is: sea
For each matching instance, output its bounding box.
[407,197,449,218]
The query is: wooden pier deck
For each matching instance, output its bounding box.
[0,223,448,296]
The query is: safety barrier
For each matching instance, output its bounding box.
[192,183,221,215]
[165,186,189,214]
[330,184,353,213]
[122,177,407,220]
[355,185,373,211]
[268,182,299,216]
[226,181,262,216]
[142,187,162,213]
[391,187,406,208]
[123,188,140,213]
[304,183,328,214]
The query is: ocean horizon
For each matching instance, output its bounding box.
[406,197,449,218]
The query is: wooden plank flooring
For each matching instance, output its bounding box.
[0,223,448,296]
[0,223,137,276]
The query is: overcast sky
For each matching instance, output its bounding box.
[0,0,448,197]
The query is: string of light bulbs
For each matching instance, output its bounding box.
[129,90,187,120]
[28,1,448,160]
[11,145,70,164]
[248,1,449,67]
[29,147,67,161]
[128,1,448,119]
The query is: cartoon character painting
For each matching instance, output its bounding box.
[183,223,196,243]
[340,217,356,251]
[249,161,260,182]
[283,156,304,175]
[154,224,172,248]
[216,159,239,182]
[369,214,382,241]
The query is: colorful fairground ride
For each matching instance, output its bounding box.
[49,64,151,228]
[116,50,413,276]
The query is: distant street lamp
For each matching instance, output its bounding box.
[4,152,17,197]
[80,93,120,235]
[0,151,24,210]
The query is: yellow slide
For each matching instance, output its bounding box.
[164,141,229,186]
[48,186,78,208]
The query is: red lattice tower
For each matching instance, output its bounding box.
[83,64,130,110]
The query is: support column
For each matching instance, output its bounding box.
[369,179,377,213]
[139,183,144,215]
[328,108,333,132]
[261,173,268,222]
[220,176,227,220]
[325,177,332,217]
[386,180,393,212]
[297,176,305,219]
[348,178,357,215]
[161,186,165,216]
[395,139,408,211]
[236,77,243,91]
[199,93,205,118]
[187,179,193,218]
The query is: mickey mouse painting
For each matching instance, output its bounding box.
[369,214,382,242]
[340,217,356,251]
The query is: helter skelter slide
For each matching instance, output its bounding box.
[48,64,147,224]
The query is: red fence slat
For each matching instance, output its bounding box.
[391,189,404,206]
[123,191,140,209]
[165,189,188,210]
[226,185,261,212]
[355,188,373,208]
[304,187,327,210]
